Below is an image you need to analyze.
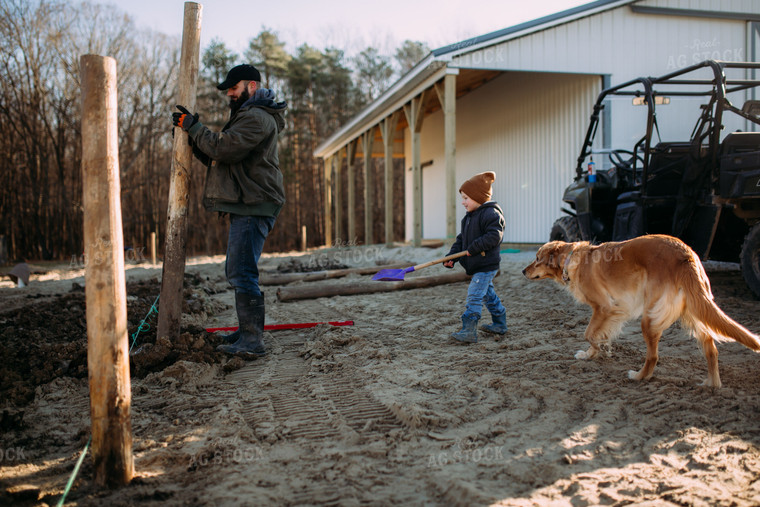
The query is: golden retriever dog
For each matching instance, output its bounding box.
[522,234,759,387]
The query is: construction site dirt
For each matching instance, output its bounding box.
[1,244,760,506]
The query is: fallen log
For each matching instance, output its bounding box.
[277,271,470,302]
[260,263,409,285]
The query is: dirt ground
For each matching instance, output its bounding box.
[1,243,760,506]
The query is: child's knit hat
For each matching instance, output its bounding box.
[459,171,495,204]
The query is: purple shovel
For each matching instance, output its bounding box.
[372,251,482,282]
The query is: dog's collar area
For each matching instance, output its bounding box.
[562,250,574,283]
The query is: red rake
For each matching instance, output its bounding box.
[206,320,354,333]
[372,251,479,282]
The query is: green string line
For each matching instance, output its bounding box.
[56,435,91,507]
[130,294,160,352]
[57,295,158,504]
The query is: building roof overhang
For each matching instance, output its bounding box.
[313,0,636,158]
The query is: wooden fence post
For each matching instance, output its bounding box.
[150,231,157,265]
[80,54,133,488]
[157,2,202,341]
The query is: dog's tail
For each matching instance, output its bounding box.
[680,252,760,350]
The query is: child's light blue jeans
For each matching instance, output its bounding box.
[463,270,505,319]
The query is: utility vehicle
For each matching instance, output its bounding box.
[551,60,760,298]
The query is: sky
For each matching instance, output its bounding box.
[104,0,592,57]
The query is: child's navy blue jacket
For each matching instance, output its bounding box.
[446,201,505,275]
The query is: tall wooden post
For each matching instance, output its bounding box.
[346,140,357,243]
[362,130,374,245]
[334,151,343,244]
[324,156,333,247]
[403,90,428,247]
[150,231,157,265]
[80,54,133,488]
[381,113,399,247]
[158,2,202,342]
[435,70,458,241]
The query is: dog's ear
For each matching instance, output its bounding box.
[554,243,575,269]
[545,242,565,268]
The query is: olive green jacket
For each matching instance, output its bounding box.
[188,99,287,216]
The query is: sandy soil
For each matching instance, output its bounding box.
[2,243,760,506]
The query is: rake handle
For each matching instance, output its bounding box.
[413,250,484,271]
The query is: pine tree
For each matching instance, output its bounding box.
[245,28,291,92]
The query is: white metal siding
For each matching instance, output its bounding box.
[397,0,759,245]
[638,0,760,13]
[404,71,600,243]
[451,6,750,83]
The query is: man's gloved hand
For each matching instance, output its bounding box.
[172,105,198,131]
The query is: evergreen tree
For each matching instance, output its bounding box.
[395,39,430,74]
[245,28,291,91]
[199,38,238,128]
[353,47,394,103]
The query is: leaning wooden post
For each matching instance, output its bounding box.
[80,54,133,488]
[157,2,202,342]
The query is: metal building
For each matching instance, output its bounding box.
[314,0,760,245]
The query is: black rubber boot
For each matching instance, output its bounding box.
[217,293,266,357]
[451,314,479,343]
[220,329,239,344]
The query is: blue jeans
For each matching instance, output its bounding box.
[463,270,505,319]
[225,214,276,297]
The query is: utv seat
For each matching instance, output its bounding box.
[645,142,691,197]
[720,132,760,198]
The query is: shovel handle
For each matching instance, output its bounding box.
[413,250,484,271]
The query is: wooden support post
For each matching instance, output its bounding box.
[381,113,400,247]
[301,225,307,251]
[362,130,374,245]
[324,156,332,247]
[157,2,202,342]
[150,231,157,265]
[334,151,343,244]
[403,90,428,248]
[346,140,356,243]
[435,70,458,241]
[80,54,133,488]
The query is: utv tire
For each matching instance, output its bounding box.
[550,216,580,242]
[740,223,760,299]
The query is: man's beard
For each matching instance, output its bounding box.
[229,88,250,115]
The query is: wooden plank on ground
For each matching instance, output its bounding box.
[260,263,409,285]
[276,271,470,302]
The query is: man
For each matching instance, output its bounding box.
[172,64,287,357]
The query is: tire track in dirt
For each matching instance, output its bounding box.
[215,329,419,504]
[225,331,409,443]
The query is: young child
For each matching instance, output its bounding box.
[443,171,507,343]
